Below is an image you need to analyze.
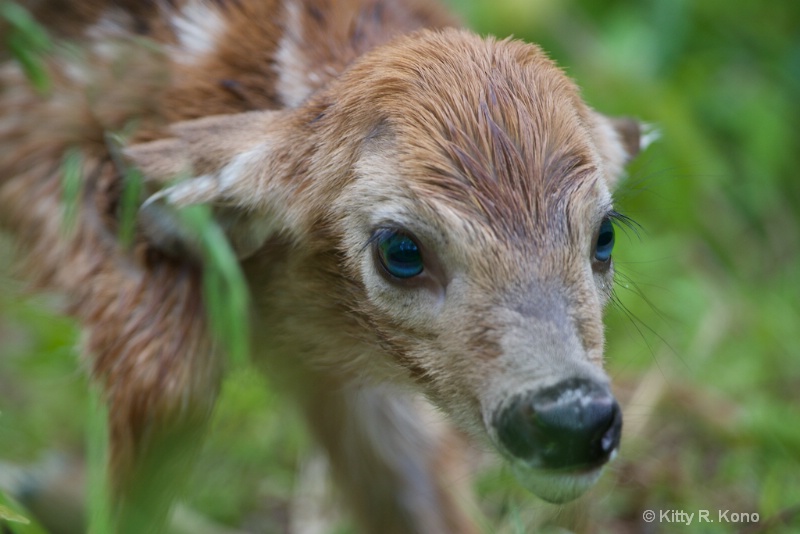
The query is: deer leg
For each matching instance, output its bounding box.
[296,376,479,534]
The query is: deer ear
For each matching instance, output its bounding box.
[125,110,309,259]
[591,113,656,189]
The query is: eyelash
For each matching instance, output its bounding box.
[607,210,641,238]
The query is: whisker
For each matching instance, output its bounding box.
[609,270,685,371]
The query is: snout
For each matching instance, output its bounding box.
[493,377,622,502]
[496,377,622,469]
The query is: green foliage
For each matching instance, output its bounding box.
[85,388,112,534]
[1,1,51,93]
[60,149,83,236]
[0,490,48,534]
[177,204,251,368]
[0,502,30,527]
[450,0,800,531]
[106,132,251,366]
[117,169,145,249]
[1,0,799,532]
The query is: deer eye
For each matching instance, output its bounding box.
[594,217,615,263]
[376,231,423,279]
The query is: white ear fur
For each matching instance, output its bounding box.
[125,110,305,258]
[125,110,290,198]
[638,122,660,152]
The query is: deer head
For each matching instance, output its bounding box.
[126,28,641,502]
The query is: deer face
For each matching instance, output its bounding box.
[129,29,640,502]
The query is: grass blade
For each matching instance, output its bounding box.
[86,387,113,534]
[60,148,83,236]
[177,204,250,367]
[1,1,52,94]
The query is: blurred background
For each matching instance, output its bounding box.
[1,0,799,532]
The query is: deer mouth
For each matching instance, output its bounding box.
[507,461,611,503]
[487,377,623,502]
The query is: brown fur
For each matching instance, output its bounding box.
[0,0,640,532]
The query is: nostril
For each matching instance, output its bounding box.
[600,401,622,455]
[495,378,622,470]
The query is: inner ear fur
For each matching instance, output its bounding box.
[591,112,645,189]
[608,117,642,161]
[125,109,309,258]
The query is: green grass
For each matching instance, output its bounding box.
[2,0,800,532]
[1,0,51,93]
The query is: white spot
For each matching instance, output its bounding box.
[85,8,134,40]
[169,1,225,65]
[85,8,139,61]
[274,1,315,107]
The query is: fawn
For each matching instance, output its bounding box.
[0,0,642,531]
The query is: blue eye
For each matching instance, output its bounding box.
[376,231,423,279]
[594,218,615,263]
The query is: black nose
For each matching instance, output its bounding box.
[495,378,622,470]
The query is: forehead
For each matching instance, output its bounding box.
[354,31,610,242]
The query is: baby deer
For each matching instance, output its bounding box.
[0,0,642,531]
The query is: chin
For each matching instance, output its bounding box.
[509,462,607,503]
